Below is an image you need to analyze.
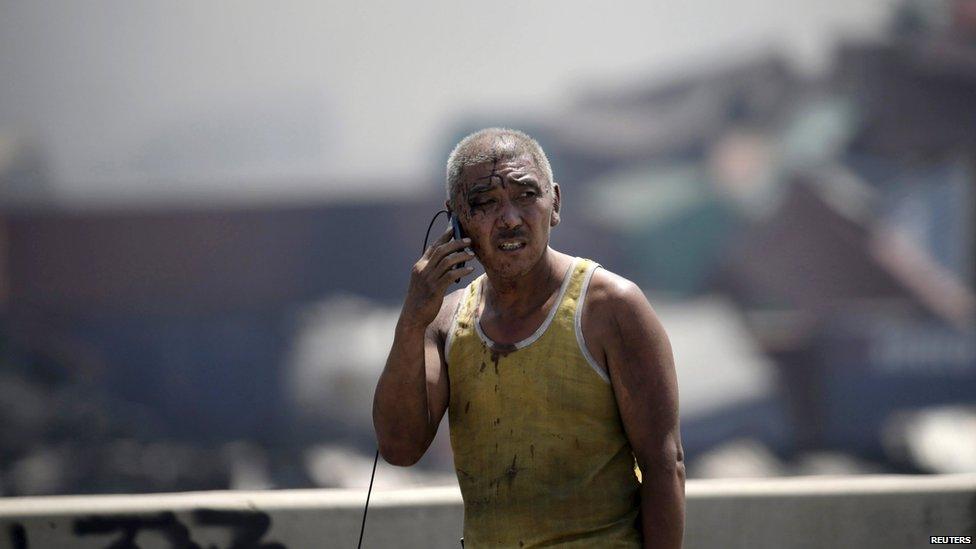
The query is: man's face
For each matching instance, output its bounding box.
[451,153,560,279]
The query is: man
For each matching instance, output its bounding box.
[373,128,684,548]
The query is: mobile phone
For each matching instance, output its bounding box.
[449,212,467,270]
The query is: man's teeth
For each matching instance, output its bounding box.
[499,242,524,250]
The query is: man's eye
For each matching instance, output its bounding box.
[519,191,537,199]
[473,199,496,207]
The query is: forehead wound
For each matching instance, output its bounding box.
[475,159,504,188]
[450,134,547,203]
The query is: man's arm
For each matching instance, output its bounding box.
[587,271,684,548]
[372,228,473,466]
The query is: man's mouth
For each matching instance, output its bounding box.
[497,240,526,251]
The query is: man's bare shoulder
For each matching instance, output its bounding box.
[583,267,666,350]
[428,286,468,344]
[586,267,649,317]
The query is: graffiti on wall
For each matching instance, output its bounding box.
[6,509,285,549]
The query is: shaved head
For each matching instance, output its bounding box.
[445,127,554,209]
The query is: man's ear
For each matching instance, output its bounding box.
[550,182,561,227]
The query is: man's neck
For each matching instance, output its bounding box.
[483,248,573,319]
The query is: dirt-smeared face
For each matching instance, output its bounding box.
[452,153,560,279]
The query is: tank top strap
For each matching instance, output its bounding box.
[445,274,485,359]
[552,257,601,328]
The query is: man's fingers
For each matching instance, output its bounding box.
[423,226,455,258]
[439,250,475,271]
[440,265,475,287]
[430,236,471,264]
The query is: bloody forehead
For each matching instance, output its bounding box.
[475,159,505,190]
[454,152,545,217]
[462,154,542,190]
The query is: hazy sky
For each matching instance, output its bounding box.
[0,1,896,205]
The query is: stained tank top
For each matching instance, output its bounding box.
[445,257,642,548]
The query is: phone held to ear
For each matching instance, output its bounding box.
[450,212,467,270]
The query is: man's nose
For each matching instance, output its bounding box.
[498,199,523,229]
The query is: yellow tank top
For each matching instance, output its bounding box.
[446,257,642,548]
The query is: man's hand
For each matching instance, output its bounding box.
[373,226,473,467]
[401,226,474,330]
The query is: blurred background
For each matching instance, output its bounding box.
[0,0,974,497]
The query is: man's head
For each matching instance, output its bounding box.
[445,128,560,279]
[446,128,554,206]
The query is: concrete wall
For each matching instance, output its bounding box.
[685,474,975,549]
[0,474,973,548]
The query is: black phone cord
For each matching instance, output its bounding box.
[357,208,451,549]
